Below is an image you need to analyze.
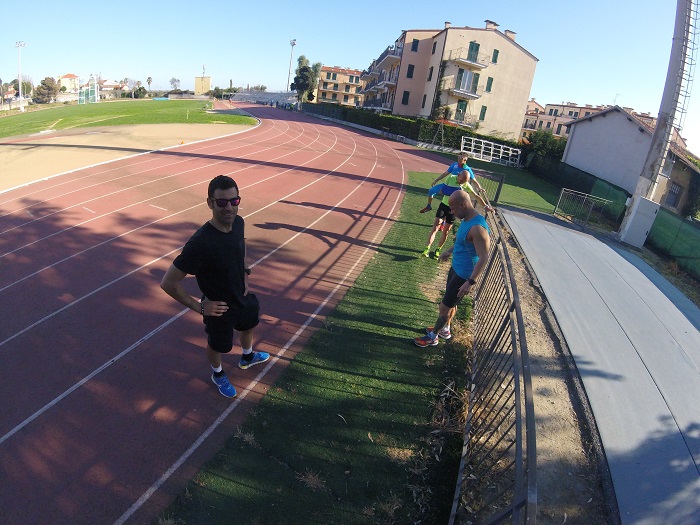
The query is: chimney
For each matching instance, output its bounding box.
[445,21,451,29]
[485,20,499,30]
[504,29,517,41]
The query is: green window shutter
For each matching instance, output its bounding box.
[468,41,480,62]
[456,68,464,89]
[486,77,493,92]
[479,105,487,120]
[471,72,480,93]
[492,49,499,63]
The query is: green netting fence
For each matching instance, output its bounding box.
[646,208,700,280]
[529,154,629,226]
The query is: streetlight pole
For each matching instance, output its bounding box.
[15,41,26,112]
[287,39,296,92]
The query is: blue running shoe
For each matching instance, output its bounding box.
[211,373,237,398]
[238,351,270,370]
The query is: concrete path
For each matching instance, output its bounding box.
[501,208,700,525]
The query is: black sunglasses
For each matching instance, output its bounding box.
[211,196,241,207]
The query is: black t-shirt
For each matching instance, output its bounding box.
[173,217,247,307]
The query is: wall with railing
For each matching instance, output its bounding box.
[449,210,537,525]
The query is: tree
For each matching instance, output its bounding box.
[525,129,567,159]
[32,77,59,104]
[291,55,321,101]
[12,78,33,99]
[250,85,267,92]
[146,77,152,91]
[170,77,180,90]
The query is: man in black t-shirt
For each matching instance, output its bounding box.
[161,175,269,398]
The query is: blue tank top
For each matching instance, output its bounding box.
[452,214,489,279]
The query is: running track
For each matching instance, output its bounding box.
[0,102,447,524]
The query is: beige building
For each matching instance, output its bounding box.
[57,73,80,93]
[314,66,364,106]
[522,100,608,141]
[361,20,538,141]
[194,76,211,95]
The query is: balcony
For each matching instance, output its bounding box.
[362,79,380,94]
[450,87,481,100]
[377,72,398,89]
[375,45,403,70]
[446,48,489,69]
[361,67,379,80]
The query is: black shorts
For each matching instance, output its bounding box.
[442,268,467,308]
[435,202,455,224]
[204,293,260,353]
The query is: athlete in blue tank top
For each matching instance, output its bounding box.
[415,189,491,347]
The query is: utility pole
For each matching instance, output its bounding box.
[15,41,26,112]
[287,39,297,92]
[618,0,696,246]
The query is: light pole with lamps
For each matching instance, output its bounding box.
[15,41,26,112]
[287,39,296,92]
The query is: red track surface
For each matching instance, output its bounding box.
[0,102,448,524]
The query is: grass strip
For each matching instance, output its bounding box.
[0,100,256,138]
[157,172,472,525]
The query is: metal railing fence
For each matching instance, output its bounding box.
[449,210,537,525]
[462,136,522,168]
[554,188,622,230]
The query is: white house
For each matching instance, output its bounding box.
[563,106,699,214]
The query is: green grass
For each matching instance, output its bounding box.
[0,99,256,138]
[420,149,560,212]
[157,172,472,525]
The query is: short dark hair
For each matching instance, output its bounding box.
[208,175,238,197]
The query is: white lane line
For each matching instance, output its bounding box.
[0,118,281,216]
[149,204,167,211]
[0,309,188,447]
[0,127,327,258]
[0,121,264,198]
[0,122,309,233]
[83,207,95,214]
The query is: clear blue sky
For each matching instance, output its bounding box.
[4,0,698,152]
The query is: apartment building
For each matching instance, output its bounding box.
[57,73,80,93]
[522,100,608,140]
[314,66,364,107]
[361,20,538,141]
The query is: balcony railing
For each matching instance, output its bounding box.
[360,67,379,80]
[378,72,399,88]
[447,48,490,69]
[375,45,403,69]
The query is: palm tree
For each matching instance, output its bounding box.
[146,77,152,91]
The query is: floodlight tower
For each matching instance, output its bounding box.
[287,39,297,92]
[15,41,26,112]
[618,0,697,246]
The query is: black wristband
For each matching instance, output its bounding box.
[244,268,251,275]
[468,278,476,286]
